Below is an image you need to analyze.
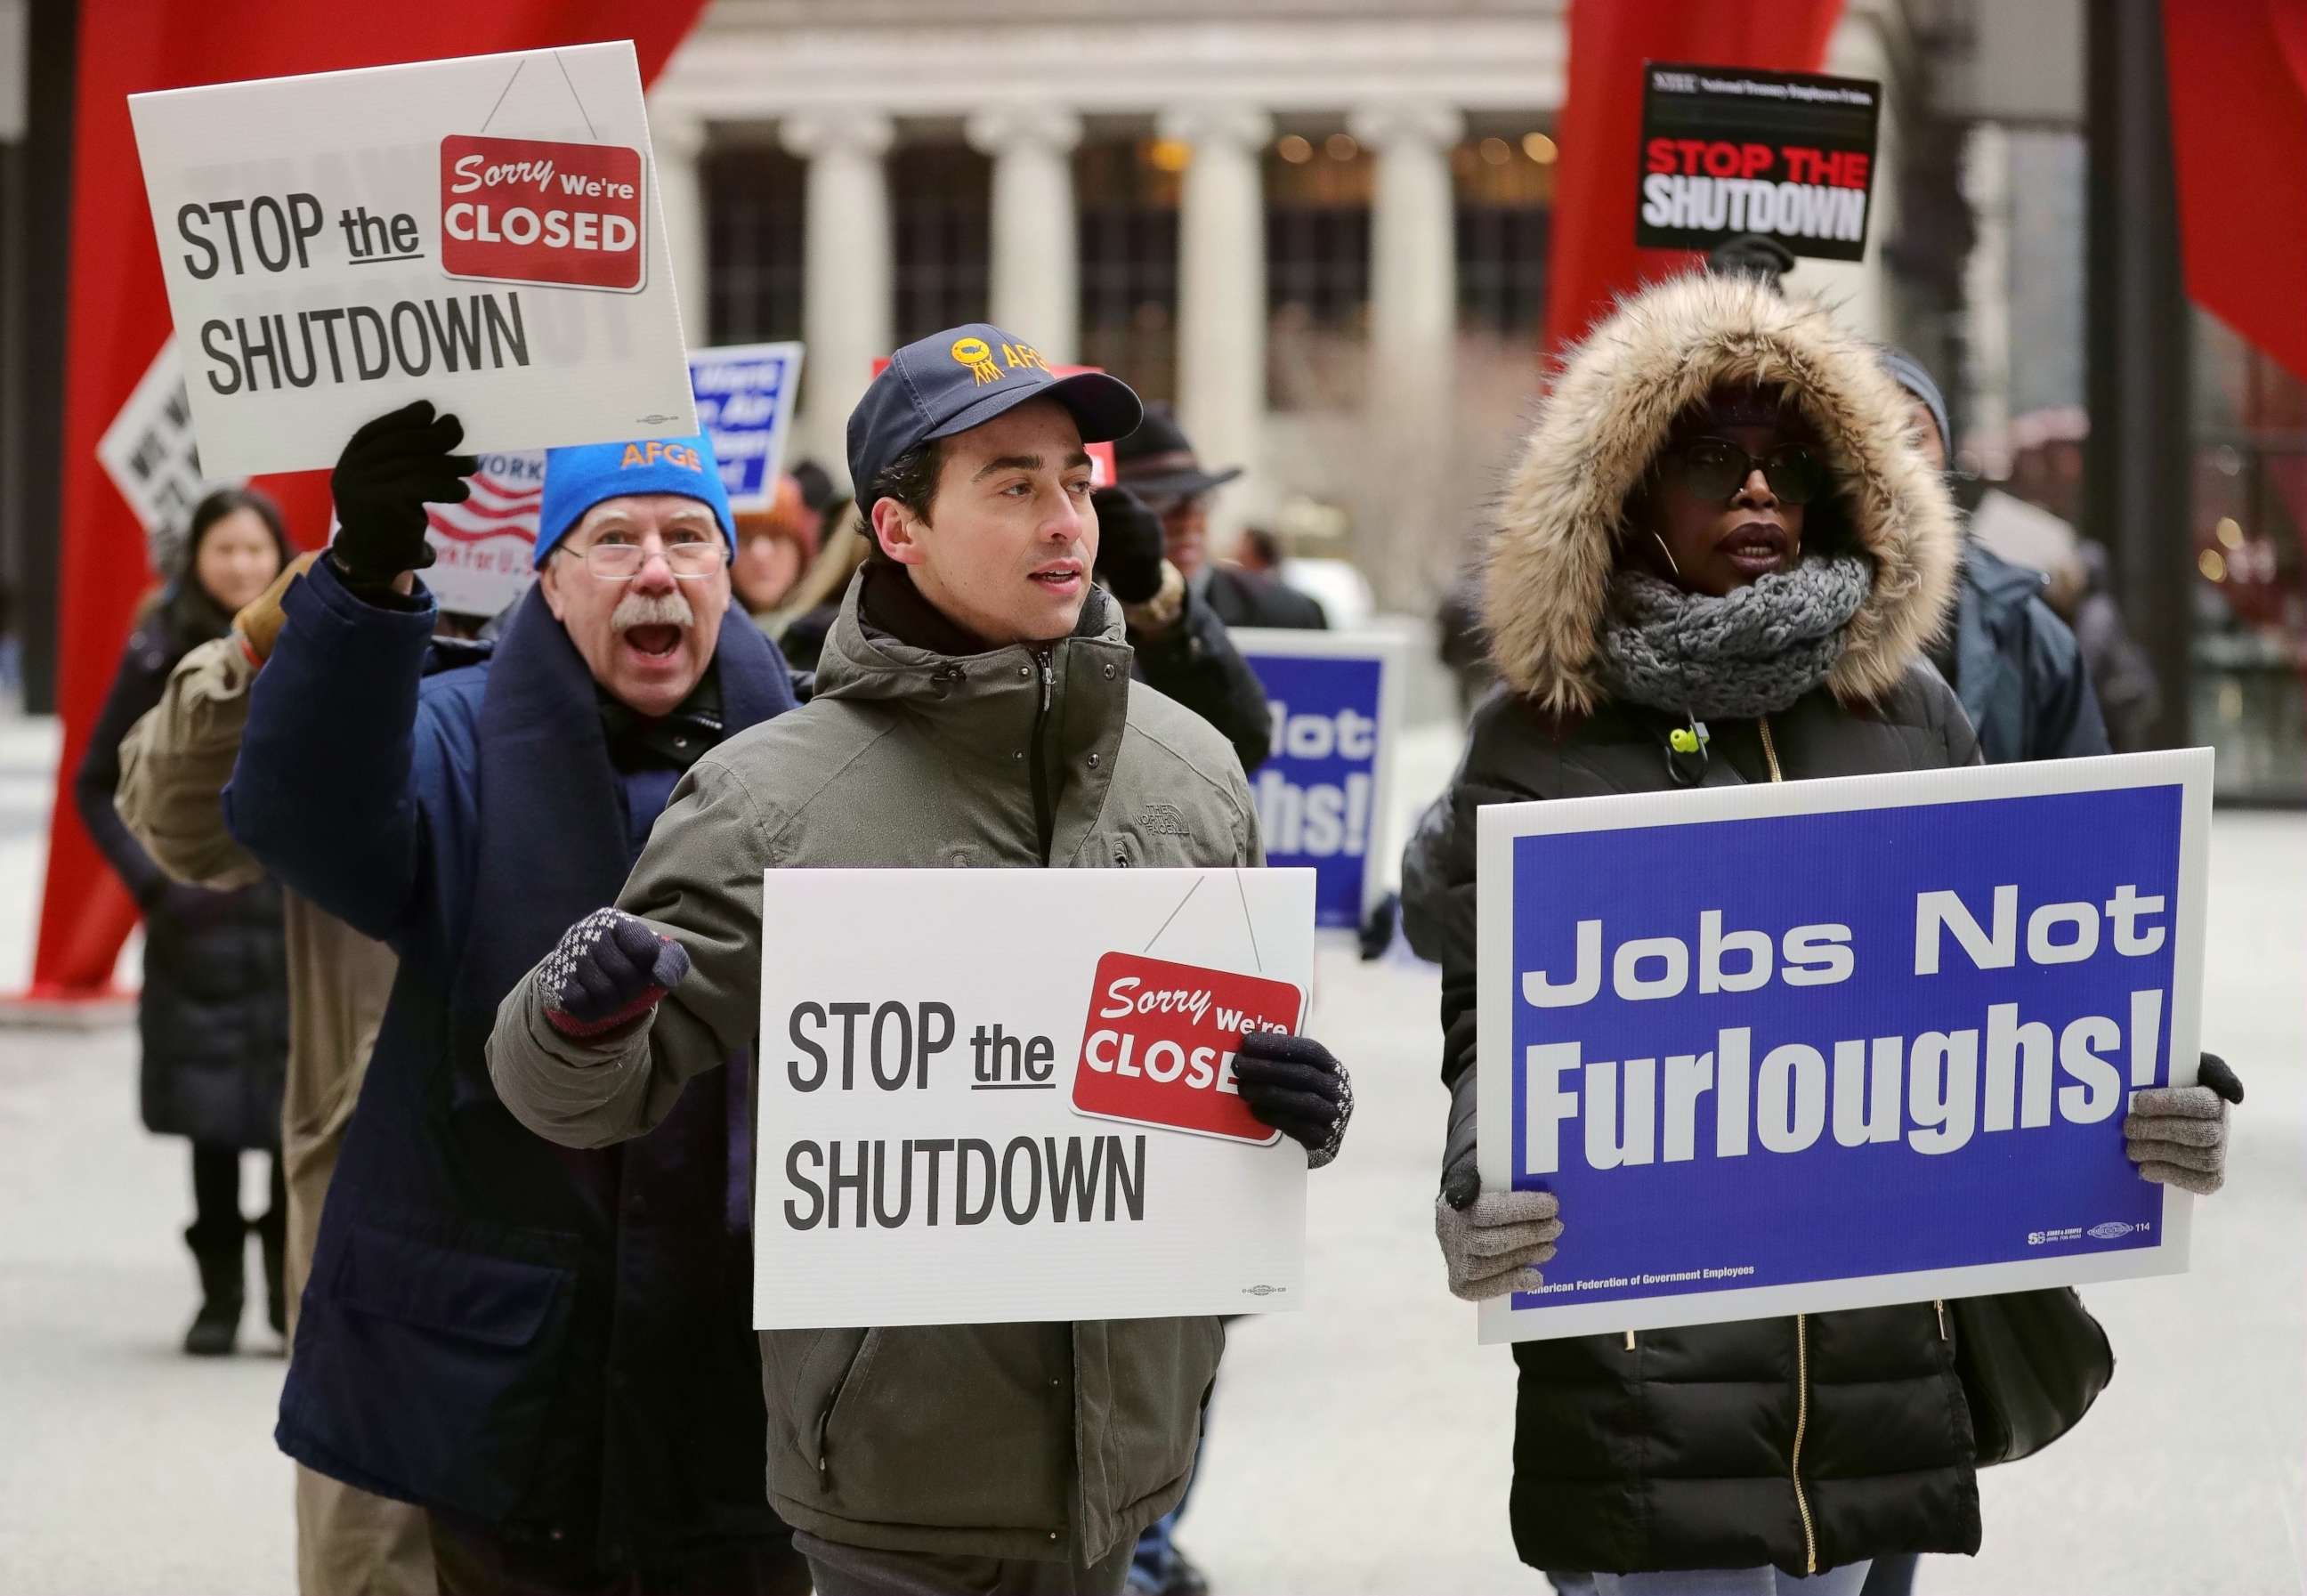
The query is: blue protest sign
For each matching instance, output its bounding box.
[688,342,805,511]
[1476,751,2211,1343]
[1232,628,1404,931]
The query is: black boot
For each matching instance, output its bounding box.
[255,1207,287,1338]
[183,1222,245,1357]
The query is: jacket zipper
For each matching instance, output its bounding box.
[1757,713,1785,783]
[1934,1298,1948,1341]
[1030,648,1056,861]
[1793,1313,1817,1575]
[1760,717,1817,1571]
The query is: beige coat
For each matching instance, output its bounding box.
[489,574,1260,1563]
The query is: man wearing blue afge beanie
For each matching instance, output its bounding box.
[223,397,809,1592]
[534,433,736,567]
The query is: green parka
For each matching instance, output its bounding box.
[488,569,1260,1564]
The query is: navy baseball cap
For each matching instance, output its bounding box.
[846,324,1143,497]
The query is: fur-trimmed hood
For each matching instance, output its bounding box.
[1482,272,1960,716]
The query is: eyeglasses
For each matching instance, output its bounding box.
[1661,439,1828,506]
[560,532,728,580]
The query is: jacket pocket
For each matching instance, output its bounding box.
[761,1325,871,1477]
[291,1222,579,1522]
[797,1324,1073,1534]
[1099,1315,1225,1517]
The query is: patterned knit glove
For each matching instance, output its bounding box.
[2124,1052,2243,1195]
[538,908,691,1039]
[1234,1031,1353,1170]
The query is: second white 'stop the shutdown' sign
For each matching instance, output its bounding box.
[127,43,697,477]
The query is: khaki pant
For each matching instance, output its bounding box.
[283,895,434,1596]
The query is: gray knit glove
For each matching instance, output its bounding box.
[1436,1065,1563,1300]
[2124,1053,2242,1195]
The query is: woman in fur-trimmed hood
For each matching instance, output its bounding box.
[1404,272,1990,1588]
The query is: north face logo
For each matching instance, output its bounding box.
[1140,803,1193,838]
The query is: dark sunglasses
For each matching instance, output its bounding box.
[1662,438,1829,506]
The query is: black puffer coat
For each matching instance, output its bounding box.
[77,581,289,1150]
[1404,274,1987,1577]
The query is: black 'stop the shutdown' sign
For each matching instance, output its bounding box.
[1636,63,1881,263]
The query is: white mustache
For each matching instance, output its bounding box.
[611,591,695,631]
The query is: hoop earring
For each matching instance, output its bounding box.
[1650,531,1682,578]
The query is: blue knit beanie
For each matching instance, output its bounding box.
[535,434,735,567]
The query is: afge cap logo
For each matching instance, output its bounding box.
[951,334,1052,386]
[619,440,705,473]
[848,321,1142,494]
[952,336,998,383]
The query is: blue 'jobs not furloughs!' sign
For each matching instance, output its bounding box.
[1233,629,1404,931]
[689,341,804,512]
[1476,752,2211,1344]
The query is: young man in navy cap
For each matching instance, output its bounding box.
[223,402,807,1594]
[487,326,1357,1595]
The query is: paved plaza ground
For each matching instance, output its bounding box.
[0,718,2298,1593]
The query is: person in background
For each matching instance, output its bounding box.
[1879,349,2110,765]
[2048,539,2163,753]
[790,457,843,551]
[1434,566,1496,719]
[732,474,819,620]
[1091,483,1272,774]
[76,486,294,1358]
[115,547,468,1593]
[1115,405,1327,630]
[1233,525,1283,576]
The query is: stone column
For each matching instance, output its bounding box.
[781,112,895,485]
[1350,101,1464,602]
[1159,103,1273,494]
[649,108,711,347]
[967,106,1083,360]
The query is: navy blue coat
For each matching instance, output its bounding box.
[1947,545,2111,763]
[225,558,798,1556]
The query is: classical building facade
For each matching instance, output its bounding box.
[644,0,1928,603]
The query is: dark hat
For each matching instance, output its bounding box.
[1705,233,1795,295]
[847,324,1142,495]
[1113,403,1243,504]
[790,458,838,514]
[1878,346,1951,457]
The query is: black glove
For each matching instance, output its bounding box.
[1090,486,1166,604]
[1234,1031,1352,1170]
[2198,1052,2244,1106]
[1358,891,1398,962]
[538,908,692,1039]
[328,400,477,585]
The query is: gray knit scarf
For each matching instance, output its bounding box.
[1593,554,1872,719]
